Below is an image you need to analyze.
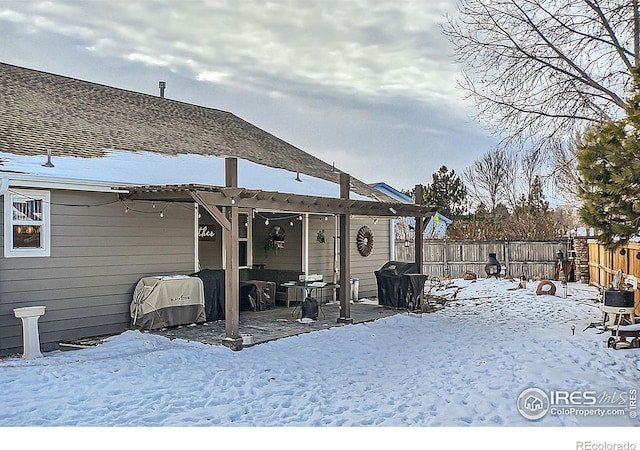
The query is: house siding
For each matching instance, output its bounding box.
[251,214,303,271]
[308,215,338,302]
[349,219,391,299]
[0,189,195,356]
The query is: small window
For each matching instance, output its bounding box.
[4,190,51,257]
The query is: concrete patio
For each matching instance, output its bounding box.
[149,300,404,348]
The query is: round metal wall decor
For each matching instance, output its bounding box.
[356,226,374,257]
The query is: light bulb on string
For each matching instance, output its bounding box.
[265,219,269,225]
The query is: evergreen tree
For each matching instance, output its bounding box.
[577,69,640,248]
[527,176,549,212]
[423,165,468,219]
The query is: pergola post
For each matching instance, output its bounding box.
[414,184,425,297]
[223,157,242,350]
[337,172,353,324]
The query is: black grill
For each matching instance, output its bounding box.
[374,261,427,309]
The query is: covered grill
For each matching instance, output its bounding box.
[374,261,427,309]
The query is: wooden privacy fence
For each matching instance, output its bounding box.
[395,239,572,280]
[587,240,640,288]
[588,239,640,317]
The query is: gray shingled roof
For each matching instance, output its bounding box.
[0,62,389,200]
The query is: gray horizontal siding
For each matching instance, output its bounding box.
[0,189,196,356]
[349,219,391,299]
[251,214,302,271]
[308,215,337,302]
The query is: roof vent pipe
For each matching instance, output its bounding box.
[159,81,166,98]
[42,149,55,168]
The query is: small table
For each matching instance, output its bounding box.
[280,281,339,319]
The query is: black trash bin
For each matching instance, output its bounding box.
[374,261,427,309]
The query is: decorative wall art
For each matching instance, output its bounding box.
[356,226,374,257]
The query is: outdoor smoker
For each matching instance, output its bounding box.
[485,253,501,278]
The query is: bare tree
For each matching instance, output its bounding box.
[444,0,640,196]
[464,147,517,212]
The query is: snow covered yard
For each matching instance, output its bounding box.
[1,278,638,443]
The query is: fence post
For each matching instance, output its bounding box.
[504,239,510,277]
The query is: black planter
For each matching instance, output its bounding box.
[485,253,501,278]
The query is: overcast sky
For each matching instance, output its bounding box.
[0,0,499,192]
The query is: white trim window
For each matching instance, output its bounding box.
[4,189,51,257]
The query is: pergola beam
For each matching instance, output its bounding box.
[122,184,433,218]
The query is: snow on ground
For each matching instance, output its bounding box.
[1,278,638,445]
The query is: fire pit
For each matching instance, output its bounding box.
[485,253,501,278]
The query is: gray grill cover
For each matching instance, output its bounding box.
[131,276,206,330]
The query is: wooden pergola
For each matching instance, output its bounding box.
[120,158,434,349]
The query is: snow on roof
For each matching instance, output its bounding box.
[371,182,413,204]
[0,150,371,200]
